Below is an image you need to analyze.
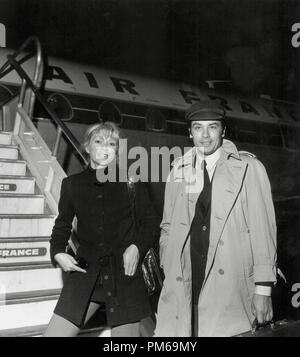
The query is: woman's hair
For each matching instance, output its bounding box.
[83,121,120,155]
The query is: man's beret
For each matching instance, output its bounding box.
[185,100,225,121]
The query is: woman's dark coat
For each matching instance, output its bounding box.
[50,166,160,327]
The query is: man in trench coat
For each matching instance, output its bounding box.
[155,100,277,337]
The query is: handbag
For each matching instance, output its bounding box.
[127,178,164,295]
[141,247,164,296]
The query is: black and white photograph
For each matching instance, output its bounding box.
[0,0,299,339]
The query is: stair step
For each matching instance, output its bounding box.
[0,175,35,194]
[0,159,26,176]
[0,145,18,160]
[1,288,61,305]
[0,291,109,335]
[0,194,45,214]
[0,237,52,266]
[0,324,111,337]
[0,214,55,237]
[0,297,58,330]
[0,266,63,295]
[0,132,12,145]
[0,262,53,271]
[0,280,110,336]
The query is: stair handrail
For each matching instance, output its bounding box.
[0,39,88,166]
[0,36,43,119]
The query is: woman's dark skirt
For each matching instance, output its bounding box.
[53,262,151,328]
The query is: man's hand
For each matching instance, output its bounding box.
[251,294,273,324]
[123,244,140,276]
[54,253,87,273]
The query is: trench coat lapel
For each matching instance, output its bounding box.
[173,148,201,227]
[170,156,193,228]
[204,152,248,280]
[179,148,203,226]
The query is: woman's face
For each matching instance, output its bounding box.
[86,133,118,169]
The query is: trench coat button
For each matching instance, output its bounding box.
[97,194,103,199]
[99,227,103,232]
[202,225,207,231]
[109,307,114,313]
[176,277,183,282]
[104,275,109,280]
[107,291,112,296]
[219,240,224,246]
[218,269,224,275]
[175,316,179,320]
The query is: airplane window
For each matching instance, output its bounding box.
[167,121,189,136]
[98,101,122,125]
[161,108,187,136]
[224,117,237,141]
[167,109,186,123]
[261,123,283,147]
[0,84,13,106]
[235,119,261,144]
[145,108,167,132]
[116,101,145,118]
[47,93,73,121]
[281,125,300,150]
[286,104,300,123]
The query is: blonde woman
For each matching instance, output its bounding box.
[44,122,159,337]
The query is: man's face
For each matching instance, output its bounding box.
[190,120,224,156]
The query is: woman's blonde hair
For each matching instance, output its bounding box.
[83,121,120,156]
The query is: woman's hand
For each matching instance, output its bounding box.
[123,244,140,276]
[54,253,87,273]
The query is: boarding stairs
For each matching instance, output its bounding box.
[0,37,109,337]
[0,129,63,336]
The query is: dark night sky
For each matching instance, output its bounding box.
[0,0,299,101]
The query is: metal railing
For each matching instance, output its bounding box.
[0,36,43,119]
[0,36,88,166]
